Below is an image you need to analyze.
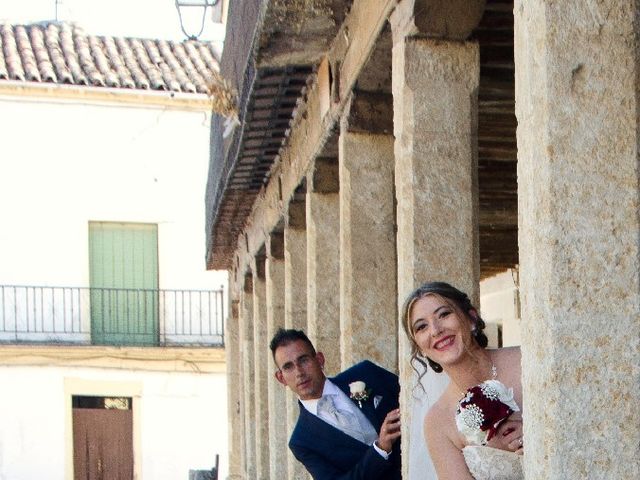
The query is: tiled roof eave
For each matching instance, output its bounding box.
[0,22,237,117]
[0,79,213,111]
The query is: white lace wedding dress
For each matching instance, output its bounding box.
[462,445,523,480]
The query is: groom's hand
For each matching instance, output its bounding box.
[487,412,523,454]
[376,408,401,453]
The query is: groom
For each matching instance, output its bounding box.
[270,328,402,480]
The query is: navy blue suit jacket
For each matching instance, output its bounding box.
[289,361,402,480]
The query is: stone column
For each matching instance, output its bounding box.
[339,94,398,371]
[391,42,480,298]
[240,275,256,479]
[306,158,341,374]
[226,298,243,480]
[265,233,288,480]
[391,7,481,477]
[284,199,310,480]
[515,2,640,478]
[252,256,269,480]
[285,200,308,332]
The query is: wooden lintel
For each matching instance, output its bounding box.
[254,252,267,279]
[347,91,394,135]
[268,232,285,260]
[243,273,253,293]
[311,157,339,194]
[287,200,306,229]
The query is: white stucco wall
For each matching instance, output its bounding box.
[0,91,229,479]
[0,365,228,480]
[480,269,521,347]
[0,92,226,291]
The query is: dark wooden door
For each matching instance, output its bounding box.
[73,408,133,480]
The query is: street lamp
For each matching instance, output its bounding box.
[174,0,221,40]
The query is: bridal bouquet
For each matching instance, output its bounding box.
[455,379,520,446]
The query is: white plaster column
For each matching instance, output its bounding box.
[515,2,640,478]
[265,233,288,480]
[240,276,256,479]
[226,298,243,480]
[284,199,311,480]
[339,108,397,371]
[252,256,269,480]
[306,158,341,374]
[390,13,481,477]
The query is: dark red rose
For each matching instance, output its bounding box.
[459,384,515,442]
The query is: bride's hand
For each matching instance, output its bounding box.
[486,412,524,454]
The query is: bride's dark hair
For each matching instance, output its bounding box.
[401,281,488,379]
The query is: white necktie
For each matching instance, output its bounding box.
[317,395,377,445]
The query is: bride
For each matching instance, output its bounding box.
[401,282,524,480]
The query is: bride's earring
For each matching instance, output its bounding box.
[470,321,480,338]
[426,356,443,373]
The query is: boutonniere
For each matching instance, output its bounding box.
[349,381,372,408]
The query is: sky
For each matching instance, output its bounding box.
[1,0,226,46]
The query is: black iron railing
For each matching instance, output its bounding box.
[0,285,225,347]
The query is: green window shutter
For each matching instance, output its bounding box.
[89,222,159,346]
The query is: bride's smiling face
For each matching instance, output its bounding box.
[409,294,476,367]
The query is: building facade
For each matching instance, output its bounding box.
[0,22,230,480]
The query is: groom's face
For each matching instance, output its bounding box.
[274,339,326,400]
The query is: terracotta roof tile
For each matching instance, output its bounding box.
[0,21,223,95]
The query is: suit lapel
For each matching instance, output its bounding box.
[360,399,383,430]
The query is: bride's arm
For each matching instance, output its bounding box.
[424,407,475,480]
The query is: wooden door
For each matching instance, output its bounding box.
[89,222,159,345]
[73,403,133,479]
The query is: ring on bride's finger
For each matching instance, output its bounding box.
[518,438,523,447]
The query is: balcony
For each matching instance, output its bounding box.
[0,285,225,347]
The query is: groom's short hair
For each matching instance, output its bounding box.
[269,328,316,360]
